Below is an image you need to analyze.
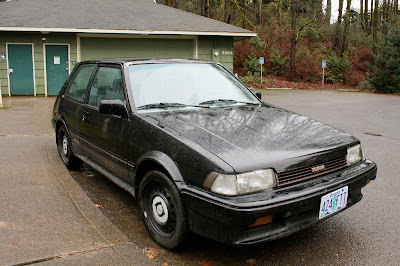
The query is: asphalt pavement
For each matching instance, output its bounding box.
[0,97,154,265]
[0,91,399,265]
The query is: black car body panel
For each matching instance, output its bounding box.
[52,58,377,247]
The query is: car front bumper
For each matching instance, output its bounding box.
[180,160,377,245]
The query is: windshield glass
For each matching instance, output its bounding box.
[128,63,259,112]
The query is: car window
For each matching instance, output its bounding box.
[64,64,96,102]
[88,67,125,108]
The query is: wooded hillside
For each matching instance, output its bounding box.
[159,0,400,93]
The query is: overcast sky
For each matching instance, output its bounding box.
[325,0,361,23]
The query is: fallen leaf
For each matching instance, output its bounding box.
[8,243,17,247]
[143,247,158,259]
[246,258,256,265]
[94,204,101,208]
[199,260,212,266]
[161,263,168,266]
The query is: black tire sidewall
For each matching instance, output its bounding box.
[57,125,72,166]
[139,170,187,249]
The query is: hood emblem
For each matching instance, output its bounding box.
[311,164,326,173]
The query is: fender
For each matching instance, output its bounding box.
[133,150,184,189]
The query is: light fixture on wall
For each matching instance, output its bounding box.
[42,37,46,41]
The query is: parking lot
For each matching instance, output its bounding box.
[1,90,399,265]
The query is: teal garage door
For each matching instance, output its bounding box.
[46,45,69,96]
[7,44,34,95]
[80,38,194,61]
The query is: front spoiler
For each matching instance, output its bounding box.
[180,160,377,245]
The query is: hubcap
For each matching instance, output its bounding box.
[152,195,168,224]
[62,135,68,156]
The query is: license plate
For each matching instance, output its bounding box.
[319,186,348,219]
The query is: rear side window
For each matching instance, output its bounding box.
[64,64,96,102]
[88,67,125,108]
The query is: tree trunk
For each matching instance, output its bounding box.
[370,0,374,35]
[255,0,261,25]
[364,0,369,34]
[333,0,344,50]
[360,0,364,30]
[205,0,210,17]
[290,0,297,82]
[395,0,399,14]
[326,0,332,24]
[340,0,352,57]
[373,0,379,65]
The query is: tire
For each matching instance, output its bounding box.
[57,125,83,170]
[139,170,188,249]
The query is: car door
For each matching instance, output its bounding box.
[79,64,130,181]
[58,63,96,157]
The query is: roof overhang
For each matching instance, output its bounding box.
[0,27,256,41]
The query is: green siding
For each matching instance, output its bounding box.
[0,32,76,96]
[0,33,236,96]
[197,36,234,72]
[81,37,195,61]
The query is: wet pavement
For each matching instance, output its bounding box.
[1,91,399,265]
[0,97,154,265]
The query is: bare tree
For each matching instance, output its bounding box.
[326,0,332,24]
[290,0,298,82]
[333,0,345,50]
[372,0,379,65]
[340,0,352,56]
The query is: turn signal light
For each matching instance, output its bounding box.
[249,215,273,227]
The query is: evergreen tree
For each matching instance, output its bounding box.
[368,27,400,93]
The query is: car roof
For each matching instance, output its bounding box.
[79,58,216,65]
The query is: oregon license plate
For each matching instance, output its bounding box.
[319,186,348,219]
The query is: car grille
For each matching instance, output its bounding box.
[277,157,347,187]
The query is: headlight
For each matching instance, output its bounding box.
[206,169,277,196]
[347,144,363,166]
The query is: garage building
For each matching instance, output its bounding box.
[0,0,255,96]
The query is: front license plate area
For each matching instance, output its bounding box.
[319,186,348,219]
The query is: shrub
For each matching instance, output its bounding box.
[243,54,262,75]
[240,72,260,87]
[270,49,288,76]
[249,36,267,51]
[296,46,319,82]
[325,52,352,83]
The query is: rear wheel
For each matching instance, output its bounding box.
[57,125,83,170]
[139,170,188,249]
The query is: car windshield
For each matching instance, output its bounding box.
[128,63,260,112]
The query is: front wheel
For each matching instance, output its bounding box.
[57,125,83,170]
[139,170,188,249]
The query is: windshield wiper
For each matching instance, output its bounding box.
[199,99,259,106]
[137,102,210,110]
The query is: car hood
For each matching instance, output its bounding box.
[142,103,358,173]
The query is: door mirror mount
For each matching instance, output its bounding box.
[99,100,129,119]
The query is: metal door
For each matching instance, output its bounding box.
[7,44,34,95]
[46,45,69,96]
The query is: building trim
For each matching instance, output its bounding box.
[6,42,36,96]
[0,27,257,38]
[43,43,70,97]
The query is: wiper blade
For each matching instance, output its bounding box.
[199,99,259,106]
[137,102,209,110]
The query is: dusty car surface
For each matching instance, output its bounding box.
[52,58,377,249]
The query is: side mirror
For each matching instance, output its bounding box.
[255,91,262,100]
[99,100,129,119]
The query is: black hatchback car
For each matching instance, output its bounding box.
[52,58,377,249]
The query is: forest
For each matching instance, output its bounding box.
[159,0,400,93]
